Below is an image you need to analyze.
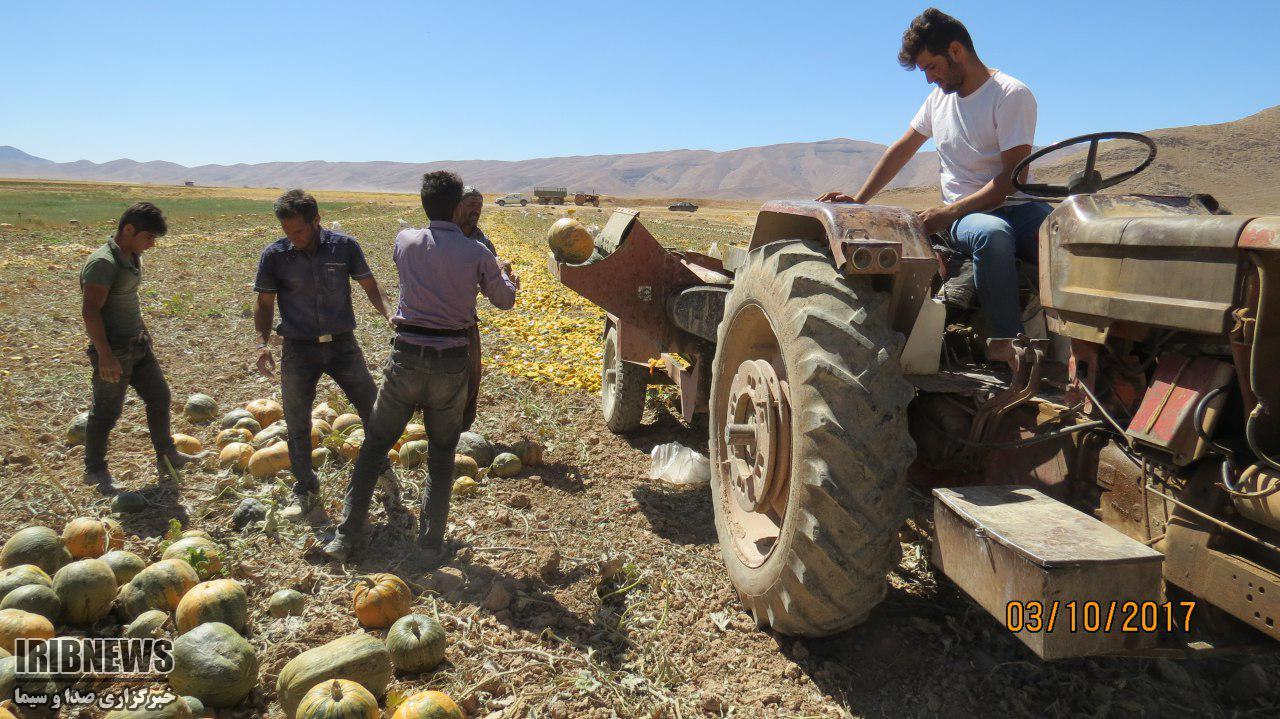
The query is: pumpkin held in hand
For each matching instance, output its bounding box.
[352,573,411,629]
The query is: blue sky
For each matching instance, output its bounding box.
[4,0,1275,165]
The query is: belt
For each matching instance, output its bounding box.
[395,323,473,338]
[393,338,468,358]
[284,330,354,345]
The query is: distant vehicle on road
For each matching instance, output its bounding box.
[573,191,601,207]
[668,201,698,212]
[496,194,529,207]
[534,187,568,205]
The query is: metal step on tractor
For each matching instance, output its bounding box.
[549,131,1280,659]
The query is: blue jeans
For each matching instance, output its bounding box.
[281,334,379,495]
[337,343,470,545]
[949,201,1053,338]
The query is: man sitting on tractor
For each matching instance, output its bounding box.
[820,7,1053,338]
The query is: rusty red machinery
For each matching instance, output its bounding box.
[551,131,1280,659]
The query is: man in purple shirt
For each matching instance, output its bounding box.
[326,171,519,563]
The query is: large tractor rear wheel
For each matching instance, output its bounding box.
[709,239,915,635]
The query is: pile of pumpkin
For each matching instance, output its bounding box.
[69,394,546,495]
[0,519,463,718]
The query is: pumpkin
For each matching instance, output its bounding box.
[297,679,380,719]
[172,434,204,455]
[52,558,117,625]
[252,422,289,447]
[389,449,399,465]
[312,402,338,424]
[176,579,247,635]
[385,614,447,673]
[391,690,464,719]
[102,550,147,585]
[67,411,90,446]
[267,589,305,618]
[169,621,258,708]
[0,585,60,624]
[312,447,332,468]
[111,491,148,514]
[233,416,262,434]
[314,419,333,437]
[245,398,284,427]
[216,428,253,448]
[456,431,495,467]
[490,452,523,478]
[183,394,219,423]
[353,573,411,629]
[276,634,393,718]
[181,696,204,716]
[0,609,54,654]
[453,455,479,479]
[122,609,169,639]
[181,529,213,540]
[116,558,199,620]
[1,527,72,575]
[0,702,15,719]
[394,424,427,451]
[546,216,595,263]
[339,429,365,462]
[452,477,479,496]
[332,414,362,433]
[62,516,122,559]
[162,537,224,578]
[0,565,52,603]
[248,442,291,479]
[397,440,428,469]
[510,438,544,467]
[219,408,254,430]
[219,442,254,472]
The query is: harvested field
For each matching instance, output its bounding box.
[0,180,1276,718]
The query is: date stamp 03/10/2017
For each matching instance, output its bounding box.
[1005,601,1197,634]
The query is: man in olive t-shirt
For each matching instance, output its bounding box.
[79,202,200,490]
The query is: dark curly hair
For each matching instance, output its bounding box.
[898,8,974,69]
[273,189,320,223]
[419,171,464,222]
[116,202,167,236]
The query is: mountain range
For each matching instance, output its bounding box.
[3,105,1277,209]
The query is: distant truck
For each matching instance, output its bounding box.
[534,187,568,205]
[573,191,601,207]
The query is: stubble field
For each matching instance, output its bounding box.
[0,179,1276,718]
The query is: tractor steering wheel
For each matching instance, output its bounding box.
[1011,131,1157,198]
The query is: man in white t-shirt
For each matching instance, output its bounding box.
[819,8,1052,338]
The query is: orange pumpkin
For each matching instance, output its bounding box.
[297,679,380,719]
[62,517,117,559]
[391,690,464,719]
[248,442,291,479]
[172,434,203,454]
[175,579,248,635]
[0,608,55,654]
[245,398,284,427]
[510,438,545,467]
[332,413,362,434]
[393,424,427,452]
[352,573,411,629]
[219,442,254,472]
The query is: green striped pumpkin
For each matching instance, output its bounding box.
[297,679,380,719]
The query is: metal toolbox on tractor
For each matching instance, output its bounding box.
[932,485,1165,660]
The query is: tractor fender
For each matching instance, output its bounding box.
[748,200,937,335]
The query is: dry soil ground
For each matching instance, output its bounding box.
[0,181,1276,718]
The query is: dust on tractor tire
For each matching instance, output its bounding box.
[551,131,1280,658]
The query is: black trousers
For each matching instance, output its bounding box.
[85,336,175,472]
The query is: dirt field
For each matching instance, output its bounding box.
[0,181,1277,718]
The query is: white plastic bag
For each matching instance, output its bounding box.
[648,442,711,487]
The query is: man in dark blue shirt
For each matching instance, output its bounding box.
[254,189,399,523]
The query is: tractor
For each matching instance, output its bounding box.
[550,131,1280,659]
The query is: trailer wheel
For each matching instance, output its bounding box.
[602,325,646,433]
[709,239,915,636]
